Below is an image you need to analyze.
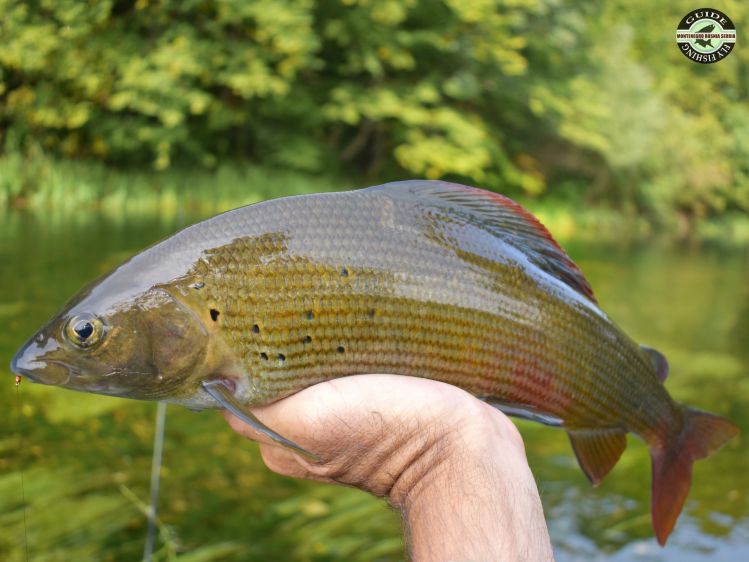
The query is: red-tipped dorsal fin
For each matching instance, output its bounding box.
[650,407,739,544]
[371,180,597,303]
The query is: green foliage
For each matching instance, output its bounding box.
[1,0,748,230]
[0,0,322,169]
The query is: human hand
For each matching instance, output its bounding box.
[224,374,553,562]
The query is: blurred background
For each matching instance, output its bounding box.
[0,1,747,561]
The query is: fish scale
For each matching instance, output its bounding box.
[11,180,738,545]
[200,227,637,430]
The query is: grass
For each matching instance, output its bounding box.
[1,150,748,246]
[0,149,346,222]
[0,389,403,562]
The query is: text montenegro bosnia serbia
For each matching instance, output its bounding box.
[11,180,738,545]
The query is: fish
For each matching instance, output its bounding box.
[695,23,715,48]
[10,180,738,544]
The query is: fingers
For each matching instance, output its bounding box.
[221,374,487,457]
[221,377,365,453]
[222,410,329,481]
[258,444,305,477]
[257,444,328,481]
[221,383,334,446]
[221,408,309,450]
[219,374,515,493]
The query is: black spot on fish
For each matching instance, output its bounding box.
[210,309,220,322]
[278,353,286,362]
[192,282,205,289]
[303,335,312,344]
[367,309,376,318]
[306,311,315,320]
[340,267,349,277]
[260,352,269,360]
[337,346,345,354]
[252,324,260,333]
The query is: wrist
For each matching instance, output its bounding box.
[389,402,553,562]
[388,399,524,509]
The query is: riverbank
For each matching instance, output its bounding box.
[2,153,748,246]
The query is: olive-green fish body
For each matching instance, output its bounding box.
[187,190,658,432]
[11,181,738,545]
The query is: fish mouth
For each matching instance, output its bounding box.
[10,340,72,386]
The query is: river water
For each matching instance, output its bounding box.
[0,206,746,561]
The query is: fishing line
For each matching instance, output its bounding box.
[15,376,30,562]
[143,401,167,562]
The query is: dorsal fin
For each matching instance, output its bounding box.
[369,180,596,303]
[640,345,669,382]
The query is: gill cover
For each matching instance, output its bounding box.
[143,288,209,379]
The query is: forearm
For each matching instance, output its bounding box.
[391,407,554,562]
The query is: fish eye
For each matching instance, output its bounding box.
[64,314,104,349]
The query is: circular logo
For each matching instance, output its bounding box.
[675,8,736,63]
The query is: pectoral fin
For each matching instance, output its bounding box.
[568,427,627,485]
[483,398,563,427]
[202,380,320,461]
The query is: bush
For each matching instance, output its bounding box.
[1,0,748,227]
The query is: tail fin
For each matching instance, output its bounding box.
[650,407,739,545]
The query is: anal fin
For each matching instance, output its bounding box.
[568,427,627,486]
[203,380,320,462]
